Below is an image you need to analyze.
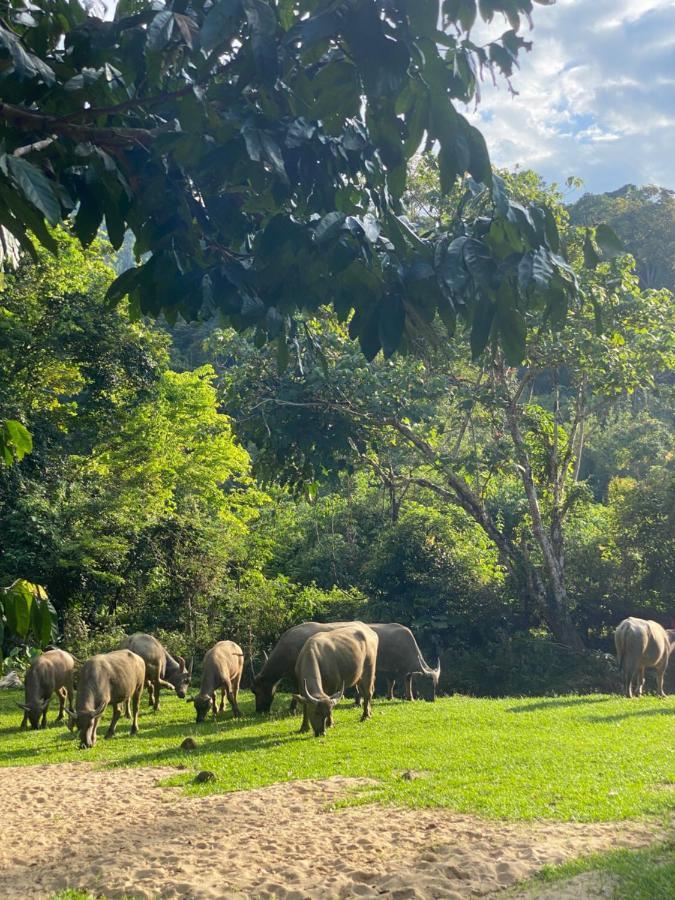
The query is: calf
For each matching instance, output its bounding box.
[17,649,76,730]
[188,641,244,723]
[67,649,145,748]
[294,623,378,738]
[615,617,675,698]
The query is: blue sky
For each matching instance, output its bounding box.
[466,0,675,196]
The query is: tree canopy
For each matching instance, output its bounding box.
[0,0,618,363]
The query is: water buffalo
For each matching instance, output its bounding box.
[294,623,378,737]
[119,633,191,711]
[249,621,357,713]
[17,648,77,730]
[187,640,244,723]
[67,649,145,748]
[615,617,675,698]
[370,623,441,702]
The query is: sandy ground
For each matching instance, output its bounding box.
[0,765,664,900]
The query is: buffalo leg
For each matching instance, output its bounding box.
[56,687,66,723]
[359,660,376,722]
[123,699,131,718]
[289,696,299,714]
[656,664,667,698]
[404,674,415,701]
[298,703,310,733]
[130,685,141,736]
[20,710,28,730]
[105,703,122,739]
[353,685,362,707]
[387,679,396,700]
[638,668,646,697]
[65,678,75,730]
[153,677,161,712]
[219,687,226,713]
[40,699,50,729]
[228,675,242,718]
[211,693,218,719]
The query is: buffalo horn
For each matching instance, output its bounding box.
[302,680,321,705]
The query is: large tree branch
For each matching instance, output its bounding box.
[0,102,158,148]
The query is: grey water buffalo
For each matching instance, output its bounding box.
[67,649,145,748]
[249,621,357,713]
[187,640,244,723]
[294,623,378,738]
[367,624,441,702]
[120,633,191,711]
[17,648,77,730]
[615,617,675,698]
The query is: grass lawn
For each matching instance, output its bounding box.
[523,842,675,899]
[0,690,673,822]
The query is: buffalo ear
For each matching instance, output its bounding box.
[66,708,77,720]
[184,696,195,704]
[16,702,30,711]
[93,701,106,717]
[291,694,306,706]
[176,655,186,670]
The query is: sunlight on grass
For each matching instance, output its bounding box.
[524,842,675,899]
[1,690,673,822]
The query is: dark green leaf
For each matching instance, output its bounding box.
[378,295,405,358]
[595,223,623,259]
[201,0,242,53]
[470,294,495,359]
[5,157,61,226]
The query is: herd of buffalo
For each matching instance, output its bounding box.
[13,616,674,749]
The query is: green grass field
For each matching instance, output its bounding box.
[1,689,673,823]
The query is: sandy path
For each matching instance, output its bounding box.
[0,764,662,899]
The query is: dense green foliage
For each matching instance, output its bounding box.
[0,157,673,692]
[570,185,675,293]
[0,1,604,362]
[1,689,673,822]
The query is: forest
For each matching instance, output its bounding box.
[2,163,673,696]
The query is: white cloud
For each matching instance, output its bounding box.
[465,0,675,194]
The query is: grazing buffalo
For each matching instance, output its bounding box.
[17,649,77,730]
[120,633,191,711]
[249,621,357,713]
[615,617,675,698]
[67,649,145,748]
[370,624,441,702]
[187,641,244,723]
[294,623,378,738]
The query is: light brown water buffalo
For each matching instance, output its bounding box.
[17,649,77,730]
[120,633,191,711]
[249,621,356,713]
[614,617,675,698]
[294,623,378,737]
[67,649,145,748]
[369,623,441,702]
[187,640,244,723]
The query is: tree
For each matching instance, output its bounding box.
[215,171,674,648]
[0,1,585,361]
[569,185,675,292]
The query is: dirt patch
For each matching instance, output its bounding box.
[0,764,662,899]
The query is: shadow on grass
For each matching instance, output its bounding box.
[590,706,675,723]
[508,696,612,713]
[115,728,300,768]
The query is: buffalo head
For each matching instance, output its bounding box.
[293,681,344,737]
[16,700,48,730]
[188,694,212,723]
[249,674,276,713]
[67,702,106,749]
[169,655,191,699]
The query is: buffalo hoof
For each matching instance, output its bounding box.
[130,726,139,736]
